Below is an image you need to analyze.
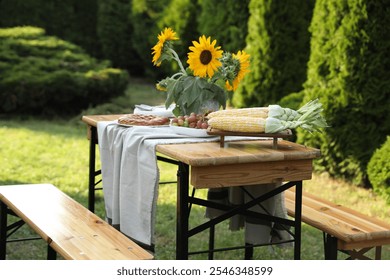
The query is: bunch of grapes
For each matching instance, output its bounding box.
[170,112,209,129]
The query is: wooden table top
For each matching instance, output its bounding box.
[82,114,321,167]
[82,114,125,127]
[156,140,320,167]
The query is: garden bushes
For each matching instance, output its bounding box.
[97,0,141,74]
[367,137,390,202]
[198,0,249,52]
[0,26,129,116]
[233,0,314,107]
[298,0,390,186]
[0,0,99,57]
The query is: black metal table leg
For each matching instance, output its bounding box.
[88,126,97,212]
[244,244,254,260]
[208,224,215,260]
[294,181,302,260]
[47,245,57,260]
[176,162,189,260]
[0,201,7,260]
[324,234,338,260]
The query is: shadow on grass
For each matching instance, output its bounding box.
[154,201,312,260]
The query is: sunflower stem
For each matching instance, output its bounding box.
[169,48,187,74]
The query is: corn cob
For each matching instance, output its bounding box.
[208,116,266,133]
[207,99,328,134]
[207,107,269,119]
[208,100,323,122]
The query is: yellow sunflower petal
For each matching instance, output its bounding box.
[225,50,250,91]
[151,27,178,66]
[152,42,163,66]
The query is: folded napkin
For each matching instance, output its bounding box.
[133,104,175,118]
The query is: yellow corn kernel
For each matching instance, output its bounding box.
[208,116,266,133]
[208,107,269,119]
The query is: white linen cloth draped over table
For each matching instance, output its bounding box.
[97,121,289,247]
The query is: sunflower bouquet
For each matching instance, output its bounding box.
[152,27,250,116]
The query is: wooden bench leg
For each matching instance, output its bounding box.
[0,201,7,260]
[324,233,338,260]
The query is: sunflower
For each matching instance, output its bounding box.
[225,50,250,91]
[187,35,223,78]
[152,27,178,66]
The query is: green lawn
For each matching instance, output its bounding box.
[1,80,389,260]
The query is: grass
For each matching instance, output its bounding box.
[1,79,389,260]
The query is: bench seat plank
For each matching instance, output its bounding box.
[0,184,153,260]
[284,188,390,252]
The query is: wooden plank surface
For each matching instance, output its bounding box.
[284,188,390,248]
[157,140,320,167]
[0,184,153,260]
[82,115,125,127]
[191,159,313,188]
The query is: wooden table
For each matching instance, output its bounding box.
[81,115,321,259]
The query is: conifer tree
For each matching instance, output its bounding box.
[97,0,136,71]
[198,0,249,52]
[233,0,314,107]
[298,0,390,186]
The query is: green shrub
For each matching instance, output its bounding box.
[0,0,99,57]
[198,0,249,52]
[97,0,140,73]
[367,137,390,202]
[130,0,171,78]
[297,0,390,186]
[278,92,305,111]
[233,0,314,107]
[0,26,129,116]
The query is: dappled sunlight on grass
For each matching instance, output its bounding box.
[0,120,90,201]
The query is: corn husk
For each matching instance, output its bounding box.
[207,99,328,134]
[268,105,299,121]
[265,99,328,133]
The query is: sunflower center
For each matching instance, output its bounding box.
[200,50,212,65]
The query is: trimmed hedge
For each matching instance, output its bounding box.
[0,26,129,116]
[367,137,390,202]
[0,0,99,57]
[298,0,390,186]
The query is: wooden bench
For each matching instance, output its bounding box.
[284,188,390,259]
[0,184,153,260]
